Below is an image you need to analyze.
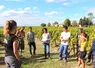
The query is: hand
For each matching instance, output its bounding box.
[46,40,48,43]
[62,40,67,43]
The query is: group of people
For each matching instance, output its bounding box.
[1,20,95,68]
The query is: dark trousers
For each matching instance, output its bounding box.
[28,42,36,55]
[5,56,21,68]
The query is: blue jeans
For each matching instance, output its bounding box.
[59,44,68,60]
[42,42,50,58]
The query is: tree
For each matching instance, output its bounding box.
[41,23,46,27]
[88,13,94,20]
[53,21,58,25]
[64,19,71,26]
[87,13,94,25]
[72,20,77,26]
[47,22,51,27]
[79,17,93,27]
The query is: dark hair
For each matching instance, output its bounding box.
[42,28,47,33]
[8,20,17,31]
[29,27,32,29]
[4,20,17,35]
[64,26,68,30]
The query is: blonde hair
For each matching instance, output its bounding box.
[4,20,17,35]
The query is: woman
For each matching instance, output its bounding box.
[78,32,87,68]
[4,20,21,68]
[42,28,50,59]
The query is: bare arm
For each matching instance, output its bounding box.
[13,40,20,61]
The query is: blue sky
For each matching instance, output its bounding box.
[0,0,95,26]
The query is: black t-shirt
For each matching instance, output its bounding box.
[5,34,17,56]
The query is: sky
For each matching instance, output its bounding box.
[0,0,95,26]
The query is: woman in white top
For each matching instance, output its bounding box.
[42,28,50,59]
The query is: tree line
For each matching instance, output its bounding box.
[41,13,94,27]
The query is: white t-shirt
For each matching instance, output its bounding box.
[42,33,50,43]
[61,32,70,45]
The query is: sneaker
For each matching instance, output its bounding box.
[59,57,62,60]
[48,57,51,59]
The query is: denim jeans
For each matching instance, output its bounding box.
[42,42,50,58]
[59,44,68,60]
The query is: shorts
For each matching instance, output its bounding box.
[79,51,86,59]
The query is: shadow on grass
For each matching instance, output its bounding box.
[21,52,59,65]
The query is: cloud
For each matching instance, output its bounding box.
[63,2,70,5]
[46,0,54,2]
[46,0,71,6]
[0,7,41,26]
[0,5,5,10]
[5,0,24,2]
[44,11,58,16]
[88,8,95,13]
[92,18,95,24]
[46,0,67,3]
[0,7,32,17]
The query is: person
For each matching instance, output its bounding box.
[42,28,51,59]
[27,27,36,56]
[59,26,70,62]
[16,27,25,56]
[3,20,21,68]
[78,32,87,68]
[76,27,84,60]
[87,39,95,68]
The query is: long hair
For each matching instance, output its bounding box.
[4,20,17,35]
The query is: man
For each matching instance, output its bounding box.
[16,27,25,56]
[59,26,70,62]
[27,27,36,56]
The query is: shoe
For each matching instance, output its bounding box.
[48,57,51,59]
[59,57,62,60]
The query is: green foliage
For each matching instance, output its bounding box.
[41,23,46,27]
[88,13,95,20]
[64,19,71,26]
[53,21,58,26]
[72,20,78,26]
[47,22,51,27]
[79,17,93,27]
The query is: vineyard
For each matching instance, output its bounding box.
[0,26,95,68]
[0,26,95,51]
[26,26,95,50]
